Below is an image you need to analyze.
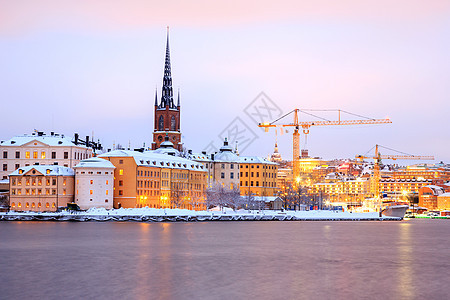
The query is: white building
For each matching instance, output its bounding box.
[190,138,240,190]
[74,157,115,210]
[0,131,93,180]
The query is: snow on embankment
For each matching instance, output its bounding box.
[0,208,402,221]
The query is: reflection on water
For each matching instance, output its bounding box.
[0,220,449,299]
[398,223,413,299]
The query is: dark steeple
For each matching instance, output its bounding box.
[154,88,158,106]
[159,26,174,109]
[177,88,180,107]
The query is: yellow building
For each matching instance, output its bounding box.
[99,150,207,209]
[312,177,370,203]
[239,156,278,197]
[378,178,432,198]
[9,165,75,211]
[437,193,450,210]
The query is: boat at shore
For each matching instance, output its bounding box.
[382,204,409,219]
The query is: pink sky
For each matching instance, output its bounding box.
[1,0,449,162]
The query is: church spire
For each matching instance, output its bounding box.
[154,87,158,106]
[159,26,174,109]
[177,88,180,107]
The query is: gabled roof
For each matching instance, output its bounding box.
[9,165,75,176]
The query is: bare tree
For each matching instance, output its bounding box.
[170,182,184,209]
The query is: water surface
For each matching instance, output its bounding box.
[1,220,449,299]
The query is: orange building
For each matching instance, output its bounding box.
[239,156,278,197]
[99,150,207,209]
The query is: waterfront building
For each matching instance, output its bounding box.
[239,156,278,197]
[190,138,240,190]
[74,157,115,210]
[152,28,182,151]
[0,131,93,180]
[98,149,207,209]
[9,165,74,211]
[437,193,450,210]
[379,178,432,199]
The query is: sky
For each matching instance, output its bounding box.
[1,0,449,163]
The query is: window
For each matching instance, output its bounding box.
[41,152,46,159]
[251,172,254,177]
[221,173,225,179]
[119,180,123,186]
[90,180,93,185]
[105,199,109,203]
[64,152,68,159]
[230,173,234,179]
[52,189,56,195]
[63,189,66,195]
[106,190,109,195]
[90,190,93,195]
[2,164,6,171]
[52,152,56,159]
[106,180,109,185]
[119,159,123,164]
[221,164,225,169]
[33,151,38,159]
[119,169,123,175]
[63,179,66,186]
[230,164,234,169]
[15,164,19,170]
[3,151,7,159]
[46,203,49,208]
[171,116,176,131]
[52,179,56,185]
[15,151,20,159]
[158,115,164,131]
[25,151,30,159]
[119,190,123,196]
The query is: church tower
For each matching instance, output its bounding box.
[152,27,182,151]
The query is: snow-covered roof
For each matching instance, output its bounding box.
[214,151,239,163]
[9,165,75,176]
[74,157,115,169]
[0,133,87,148]
[423,185,445,196]
[239,156,277,165]
[152,147,180,156]
[438,192,450,197]
[98,150,206,171]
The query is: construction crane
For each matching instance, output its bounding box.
[258,109,392,181]
[356,144,434,199]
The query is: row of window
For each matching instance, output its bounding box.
[2,150,91,160]
[3,162,70,172]
[11,178,63,186]
[11,202,55,209]
[240,164,276,169]
[137,170,160,177]
[11,189,61,195]
[137,180,160,188]
[240,172,276,178]
[240,181,277,187]
[78,171,110,175]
